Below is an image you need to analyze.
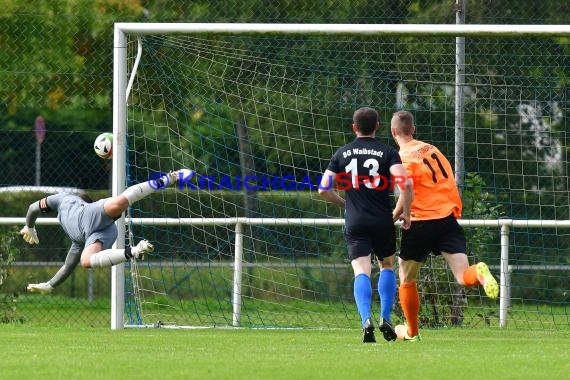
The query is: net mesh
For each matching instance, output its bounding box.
[121,30,569,329]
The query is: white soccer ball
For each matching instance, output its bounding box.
[94,132,113,160]
[394,324,407,340]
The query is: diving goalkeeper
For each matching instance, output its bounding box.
[20,169,193,294]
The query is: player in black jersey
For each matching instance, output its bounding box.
[319,107,412,343]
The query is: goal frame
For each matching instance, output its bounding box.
[112,23,570,330]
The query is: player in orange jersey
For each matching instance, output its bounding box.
[390,110,499,342]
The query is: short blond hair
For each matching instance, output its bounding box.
[392,110,415,136]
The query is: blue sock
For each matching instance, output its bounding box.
[378,269,396,322]
[353,273,372,327]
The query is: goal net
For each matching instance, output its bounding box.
[113,24,570,330]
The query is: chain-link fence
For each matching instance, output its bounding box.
[1,0,570,327]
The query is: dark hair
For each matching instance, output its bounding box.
[353,107,379,135]
[79,193,94,203]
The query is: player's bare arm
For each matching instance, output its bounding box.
[318,169,345,208]
[390,163,413,229]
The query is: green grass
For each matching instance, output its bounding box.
[1,325,569,380]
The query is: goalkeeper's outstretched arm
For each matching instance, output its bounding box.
[25,201,41,228]
[27,243,82,294]
[21,200,42,244]
[47,243,82,287]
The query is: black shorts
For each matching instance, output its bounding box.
[343,225,396,261]
[399,214,467,262]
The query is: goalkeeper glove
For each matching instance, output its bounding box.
[20,226,39,245]
[27,282,53,294]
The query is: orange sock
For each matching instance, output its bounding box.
[399,281,420,337]
[462,265,479,287]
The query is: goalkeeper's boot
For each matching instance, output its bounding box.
[362,318,376,343]
[27,282,54,294]
[395,324,422,342]
[476,262,499,299]
[168,169,195,186]
[151,169,194,189]
[378,317,397,342]
[131,239,154,260]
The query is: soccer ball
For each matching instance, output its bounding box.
[394,324,407,340]
[94,132,113,160]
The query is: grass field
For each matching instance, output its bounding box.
[2,325,569,380]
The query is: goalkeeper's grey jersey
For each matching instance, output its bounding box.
[47,194,86,242]
[46,193,117,248]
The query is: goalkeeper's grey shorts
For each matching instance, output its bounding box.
[83,199,119,249]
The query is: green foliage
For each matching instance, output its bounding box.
[0,0,144,114]
[0,227,24,323]
[0,227,18,286]
[463,172,504,263]
[1,0,569,329]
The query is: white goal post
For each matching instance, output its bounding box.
[112,23,570,330]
